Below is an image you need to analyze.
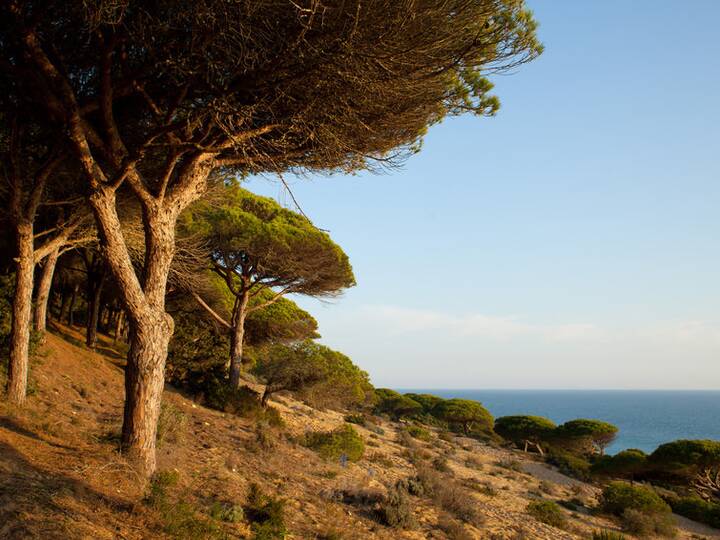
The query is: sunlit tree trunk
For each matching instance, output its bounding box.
[85,275,105,348]
[7,222,34,404]
[229,289,250,389]
[34,246,60,339]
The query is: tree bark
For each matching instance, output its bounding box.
[121,315,171,475]
[67,283,79,326]
[7,222,34,404]
[229,289,250,390]
[89,188,179,476]
[86,272,106,348]
[59,289,69,322]
[113,309,125,344]
[34,246,60,339]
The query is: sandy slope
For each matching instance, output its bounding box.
[1,328,718,539]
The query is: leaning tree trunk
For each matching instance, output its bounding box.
[229,290,250,390]
[7,222,34,405]
[86,273,106,348]
[34,246,60,339]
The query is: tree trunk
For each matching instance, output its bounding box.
[113,310,125,344]
[86,272,106,348]
[89,188,178,476]
[121,315,172,475]
[229,290,250,389]
[59,289,69,322]
[67,283,79,326]
[34,246,60,339]
[7,222,34,405]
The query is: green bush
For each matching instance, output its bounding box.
[649,439,720,482]
[344,414,366,426]
[376,485,416,528]
[145,470,222,539]
[374,389,423,419]
[303,424,365,462]
[620,508,676,537]
[600,482,671,516]
[156,402,188,448]
[403,393,444,414]
[669,495,720,529]
[526,500,566,529]
[546,447,591,481]
[406,425,432,442]
[209,501,244,523]
[245,483,288,540]
[207,384,284,426]
[591,448,647,479]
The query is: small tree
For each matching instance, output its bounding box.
[591,449,648,481]
[404,393,444,414]
[431,399,493,435]
[374,389,423,420]
[495,415,556,455]
[556,419,618,455]
[186,186,355,388]
[650,440,720,501]
[252,340,369,407]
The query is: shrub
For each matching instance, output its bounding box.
[621,508,676,537]
[669,495,720,529]
[344,414,366,426]
[413,464,483,526]
[209,501,244,523]
[145,471,222,539]
[526,500,566,529]
[156,402,188,448]
[465,456,483,470]
[303,424,365,462]
[405,425,432,442]
[376,485,416,529]
[600,482,671,516]
[432,455,451,473]
[245,484,288,540]
[437,514,473,540]
[396,476,427,497]
[404,393,444,414]
[213,385,284,426]
[374,389,423,419]
[546,447,591,481]
[649,439,720,484]
[591,448,647,479]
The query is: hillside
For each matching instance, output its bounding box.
[1,330,718,539]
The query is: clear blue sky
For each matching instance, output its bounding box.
[245,0,720,389]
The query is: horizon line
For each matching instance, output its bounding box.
[392,387,720,392]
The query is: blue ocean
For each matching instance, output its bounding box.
[399,390,720,455]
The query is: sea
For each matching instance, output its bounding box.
[398,389,720,455]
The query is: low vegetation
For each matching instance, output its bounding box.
[302,424,365,462]
[526,500,567,529]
